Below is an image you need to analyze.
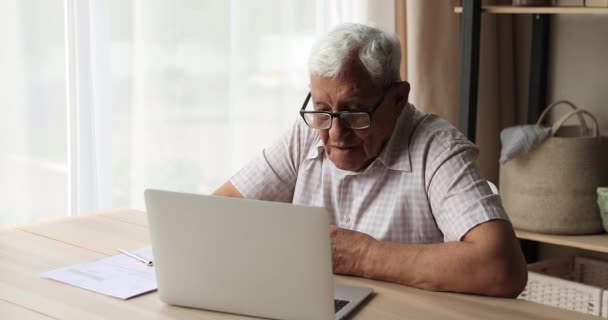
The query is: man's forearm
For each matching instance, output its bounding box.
[359,228,527,297]
[363,241,483,293]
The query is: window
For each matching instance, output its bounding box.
[0,0,394,228]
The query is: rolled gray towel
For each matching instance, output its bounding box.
[499,125,551,164]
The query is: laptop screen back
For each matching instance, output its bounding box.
[145,189,335,320]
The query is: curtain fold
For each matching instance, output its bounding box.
[394,0,517,183]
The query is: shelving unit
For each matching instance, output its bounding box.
[455,2,608,142]
[515,229,608,254]
[455,5,608,15]
[455,1,608,261]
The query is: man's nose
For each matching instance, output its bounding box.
[328,116,348,139]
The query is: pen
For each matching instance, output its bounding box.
[116,248,154,266]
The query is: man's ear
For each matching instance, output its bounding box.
[393,81,411,107]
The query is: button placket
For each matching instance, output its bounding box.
[339,175,352,226]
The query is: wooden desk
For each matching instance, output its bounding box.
[0,209,597,319]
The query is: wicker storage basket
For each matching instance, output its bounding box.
[518,256,608,317]
[500,104,608,235]
[604,292,608,319]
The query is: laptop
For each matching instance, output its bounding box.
[144,189,372,320]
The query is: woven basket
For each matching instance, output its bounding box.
[500,102,608,234]
[518,256,608,317]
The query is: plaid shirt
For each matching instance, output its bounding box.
[231,104,509,243]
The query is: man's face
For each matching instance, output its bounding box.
[309,63,410,172]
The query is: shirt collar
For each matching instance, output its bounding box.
[305,137,325,160]
[377,103,414,172]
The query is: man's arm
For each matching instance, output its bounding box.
[212,181,244,198]
[211,120,311,202]
[331,219,528,298]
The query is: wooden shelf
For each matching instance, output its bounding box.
[454,5,608,14]
[516,229,608,253]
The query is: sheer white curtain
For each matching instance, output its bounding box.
[0,0,394,227]
[0,0,68,226]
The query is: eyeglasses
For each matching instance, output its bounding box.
[299,86,392,130]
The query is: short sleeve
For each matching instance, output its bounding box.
[230,120,317,203]
[426,140,510,242]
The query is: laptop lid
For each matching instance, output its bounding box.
[145,189,335,320]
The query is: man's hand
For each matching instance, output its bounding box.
[330,225,376,276]
[212,181,243,198]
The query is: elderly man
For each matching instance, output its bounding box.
[213,23,527,298]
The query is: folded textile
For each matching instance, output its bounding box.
[499,125,551,164]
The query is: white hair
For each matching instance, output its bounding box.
[308,23,402,87]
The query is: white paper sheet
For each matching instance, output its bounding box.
[41,246,157,299]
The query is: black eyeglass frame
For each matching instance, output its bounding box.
[298,84,394,130]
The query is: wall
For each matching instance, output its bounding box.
[514,15,608,131]
[548,15,608,132]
